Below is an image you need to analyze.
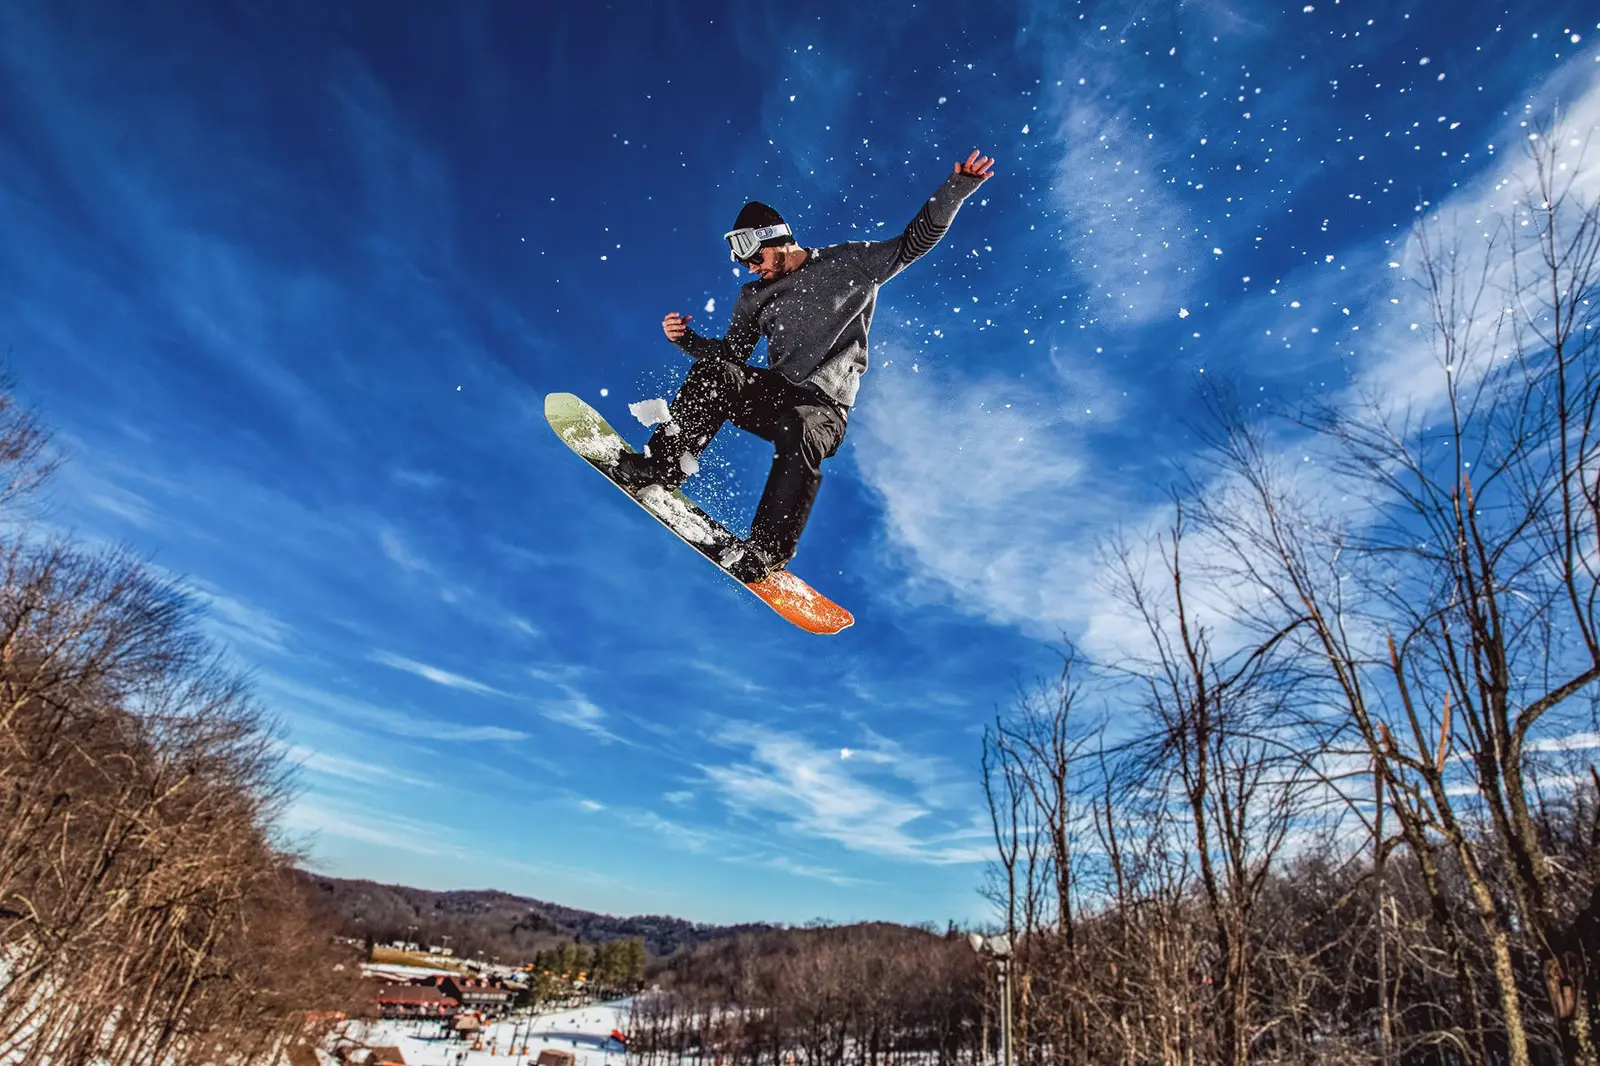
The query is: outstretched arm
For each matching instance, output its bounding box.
[868,151,995,285]
[661,297,761,364]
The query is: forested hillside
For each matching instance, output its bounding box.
[301,872,777,961]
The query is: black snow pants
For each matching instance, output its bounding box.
[643,359,848,565]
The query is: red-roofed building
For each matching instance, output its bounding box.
[368,982,459,1019]
[439,976,516,1016]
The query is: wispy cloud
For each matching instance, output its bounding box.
[527,669,624,743]
[189,579,295,656]
[390,468,444,490]
[852,357,1131,641]
[687,659,766,694]
[261,675,531,744]
[378,528,434,575]
[701,720,984,864]
[1048,99,1199,326]
[540,687,622,742]
[282,797,460,857]
[507,616,541,639]
[371,650,506,697]
[854,52,1600,657]
[617,809,718,852]
[751,853,868,888]
[284,743,437,790]
[1529,732,1600,754]
[600,802,869,887]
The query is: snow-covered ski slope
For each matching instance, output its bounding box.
[335,1000,631,1066]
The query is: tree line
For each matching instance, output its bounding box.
[0,382,359,1063]
[626,923,987,1066]
[528,938,649,1000]
[304,872,758,964]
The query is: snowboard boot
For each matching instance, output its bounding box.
[725,540,787,584]
[613,450,687,492]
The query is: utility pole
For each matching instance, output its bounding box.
[968,934,1014,1066]
[999,954,1012,1066]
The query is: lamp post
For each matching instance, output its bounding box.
[968,934,1013,1066]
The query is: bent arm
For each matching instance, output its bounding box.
[674,295,760,363]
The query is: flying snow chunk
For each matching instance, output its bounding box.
[938,96,947,104]
[678,453,699,477]
[704,297,717,313]
[629,398,672,426]
[1179,307,1190,318]
[1303,3,1313,10]
[1212,247,1223,255]
[840,748,854,759]
[1021,124,1030,134]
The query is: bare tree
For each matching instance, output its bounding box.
[0,383,358,1066]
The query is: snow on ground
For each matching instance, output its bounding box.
[361,962,462,982]
[337,1000,632,1066]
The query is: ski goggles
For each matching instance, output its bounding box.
[724,223,791,263]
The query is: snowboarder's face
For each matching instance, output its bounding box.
[745,244,804,281]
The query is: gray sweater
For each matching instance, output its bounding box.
[673,171,985,408]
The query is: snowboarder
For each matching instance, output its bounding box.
[613,150,997,582]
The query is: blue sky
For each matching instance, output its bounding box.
[1,0,1597,927]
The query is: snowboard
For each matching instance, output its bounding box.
[543,392,854,636]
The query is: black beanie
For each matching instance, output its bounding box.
[732,201,792,247]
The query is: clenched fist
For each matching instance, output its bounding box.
[662,312,692,342]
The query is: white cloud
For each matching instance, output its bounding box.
[1050,101,1198,325]
[617,809,717,852]
[853,360,1133,644]
[1529,731,1600,754]
[371,650,506,697]
[540,687,620,742]
[378,527,432,574]
[282,797,458,856]
[283,743,436,790]
[390,468,443,490]
[854,56,1600,659]
[700,720,984,864]
[189,580,294,655]
[260,674,530,743]
[754,854,867,888]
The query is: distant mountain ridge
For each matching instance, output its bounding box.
[298,870,777,961]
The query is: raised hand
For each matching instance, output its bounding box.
[662,312,692,341]
[953,150,996,182]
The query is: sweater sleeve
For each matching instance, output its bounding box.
[673,290,761,364]
[860,171,985,285]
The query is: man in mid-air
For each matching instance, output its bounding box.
[615,150,997,583]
